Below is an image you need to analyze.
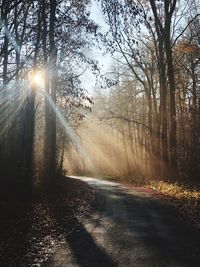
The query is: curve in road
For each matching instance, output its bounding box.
[45,176,200,267]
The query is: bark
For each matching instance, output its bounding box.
[121,127,130,175]
[48,0,58,182]
[42,0,51,181]
[147,93,153,154]
[24,3,42,187]
[0,1,9,179]
[159,38,168,163]
[190,54,198,178]
[164,15,177,167]
[150,0,178,168]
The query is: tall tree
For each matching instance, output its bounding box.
[149,0,177,167]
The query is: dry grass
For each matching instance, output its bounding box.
[148,180,200,199]
[146,181,200,228]
[100,175,200,228]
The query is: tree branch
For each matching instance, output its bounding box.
[172,13,200,47]
[102,115,150,130]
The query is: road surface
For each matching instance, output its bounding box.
[44,176,200,267]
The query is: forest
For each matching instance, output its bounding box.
[66,0,200,184]
[0,0,200,266]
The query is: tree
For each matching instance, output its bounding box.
[0,0,97,192]
[149,0,177,167]
[98,0,200,180]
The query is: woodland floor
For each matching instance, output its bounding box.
[145,181,200,229]
[42,176,200,267]
[99,175,200,229]
[0,177,94,267]
[0,176,200,267]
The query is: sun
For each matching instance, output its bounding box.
[28,70,44,87]
[32,72,43,85]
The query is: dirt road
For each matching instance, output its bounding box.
[44,176,200,267]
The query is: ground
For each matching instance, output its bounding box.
[0,177,94,267]
[1,176,200,267]
[43,177,200,267]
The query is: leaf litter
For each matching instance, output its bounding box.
[0,177,94,267]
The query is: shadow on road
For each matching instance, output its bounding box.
[44,177,116,267]
[90,186,200,267]
[67,221,116,267]
[45,177,200,267]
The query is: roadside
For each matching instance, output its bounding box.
[1,175,199,267]
[43,176,200,267]
[146,181,200,229]
[95,175,200,229]
[0,177,95,267]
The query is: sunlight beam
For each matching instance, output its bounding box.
[0,88,30,138]
[45,94,96,172]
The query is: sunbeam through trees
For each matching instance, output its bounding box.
[0,0,199,266]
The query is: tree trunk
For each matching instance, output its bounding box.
[0,1,9,181]
[159,38,168,164]
[24,3,42,188]
[42,0,51,182]
[164,30,177,167]
[190,55,198,178]
[121,127,130,175]
[48,0,58,183]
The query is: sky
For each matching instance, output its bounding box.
[80,0,113,95]
[80,0,195,95]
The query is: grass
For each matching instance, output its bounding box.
[147,180,200,200]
